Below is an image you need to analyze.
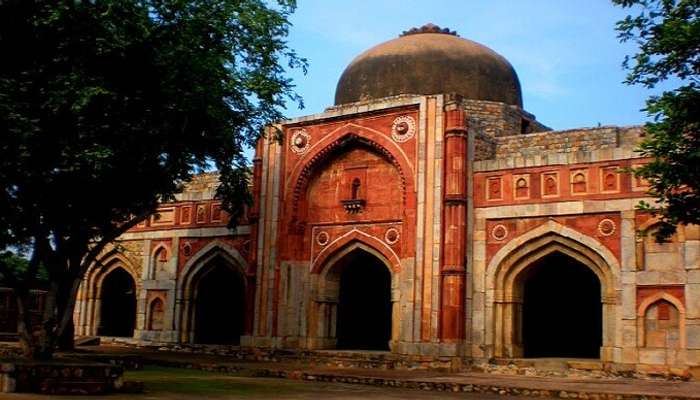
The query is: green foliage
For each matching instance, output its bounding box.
[0,0,305,247]
[0,0,304,357]
[614,0,700,240]
[0,251,48,285]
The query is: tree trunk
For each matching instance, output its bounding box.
[55,274,84,350]
[14,288,37,359]
[58,319,75,351]
[35,280,59,360]
[56,276,81,351]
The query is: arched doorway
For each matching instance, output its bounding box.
[313,245,394,351]
[336,250,392,350]
[520,252,602,358]
[487,223,619,360]
[99,267,136,337]
[193,260,245,345]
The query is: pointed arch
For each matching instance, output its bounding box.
[287,124,416,215]
[147,296,166,331]
[485,220,619,360]
[84,253,139,305]
[151,244,171,280]
[638,292,686,317]
[307,236,400,350]
[311,229,401,275]
[635,219,684,271]
[487,219,619,297]
[78,250,140,337]
[151,243,171,260]
[178,240,249,296]
[637,292,686,350]
[176,240,249,344]
[95,264,137,337]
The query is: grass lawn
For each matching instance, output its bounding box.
[124,366,309,397]
[8,365,527,399]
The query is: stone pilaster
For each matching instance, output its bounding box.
[440,108,468,341]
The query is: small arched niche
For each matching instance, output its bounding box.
[637,294,686,367]
[148,297,165,331]
[152,246,169,280]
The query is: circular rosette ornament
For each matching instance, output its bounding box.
[290,129,311,155]
[384,227,400,245]
[316,231,330,246]
[491,224,508,241]
[391,116,416,143]
[597,219,616,237]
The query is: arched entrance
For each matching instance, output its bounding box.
[193,259,245,345]
[311,242,397,351]
[521,252,602,358]
[336,251,391,350]
[486,222,619,361]
[98,267,136,337]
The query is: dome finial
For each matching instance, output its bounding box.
[400,23,458,37]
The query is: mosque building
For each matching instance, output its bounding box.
[72,24,699,375]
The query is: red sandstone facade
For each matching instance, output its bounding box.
[74,26,700,376]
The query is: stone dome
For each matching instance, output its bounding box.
[334,24,523,107]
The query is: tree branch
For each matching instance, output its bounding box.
[78,211,152,277]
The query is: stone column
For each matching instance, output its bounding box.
[246,139,263,337]
[440,108,468,341]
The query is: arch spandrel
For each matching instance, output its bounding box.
[487,220,620,295]
[637,291,686,319]
[85,252,140,297]
[177,240,249,301]
[311,230,402,276]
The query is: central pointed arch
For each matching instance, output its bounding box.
[287,123,416,216]
[308,239,400,351]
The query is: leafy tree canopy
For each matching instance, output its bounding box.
[0,0,305,358]
[614,0,700,240]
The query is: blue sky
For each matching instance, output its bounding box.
[283,0,664,130]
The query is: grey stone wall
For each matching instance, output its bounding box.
[474,126,644,168]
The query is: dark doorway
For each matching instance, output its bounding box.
[99,268,136,337]
[522,252,602,358]
[336,251,391,350]
[194,261,245,344]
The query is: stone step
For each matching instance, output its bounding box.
[75,336,101,346]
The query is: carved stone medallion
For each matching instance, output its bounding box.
[290,129,311,154]
[391,116,416,143]
[316,231,330,246]
[385,227,400,245]
[598,219,616,236]
[491,224,508,241]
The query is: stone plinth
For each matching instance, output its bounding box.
[0,359,124,395]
